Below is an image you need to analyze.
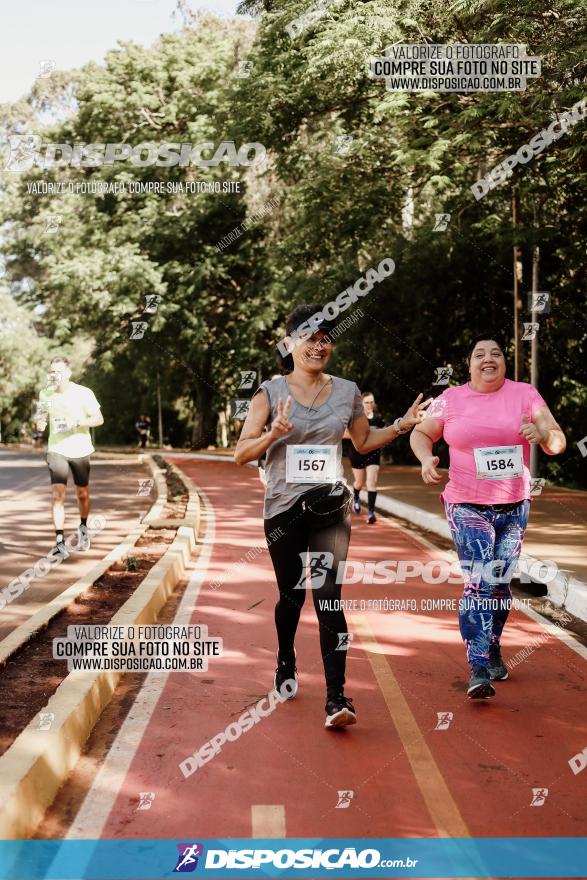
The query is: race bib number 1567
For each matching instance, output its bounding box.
[286,445,337,484]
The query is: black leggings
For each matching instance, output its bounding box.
[264,498,351,698]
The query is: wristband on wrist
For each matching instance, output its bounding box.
[392,417,409,435]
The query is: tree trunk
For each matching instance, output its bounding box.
[530,199,542,477]
[512,188,522,381]
[191,372,218,449]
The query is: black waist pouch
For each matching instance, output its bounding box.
[300,481,352,529]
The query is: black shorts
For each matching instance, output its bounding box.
[349,449,381,469]
[47,452,91,487]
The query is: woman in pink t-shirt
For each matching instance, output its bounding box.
[410,334,566,699]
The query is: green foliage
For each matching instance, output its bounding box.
[0,287,54,438]
[0,1,585,484]
[124,555,139,572]
[232,0,586,484]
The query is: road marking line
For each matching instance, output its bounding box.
[251,805,286,838]
[351,613,470,839]
[65,482,215,840]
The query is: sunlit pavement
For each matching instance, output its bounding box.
[0,448,154,640]
[62,458,586,842]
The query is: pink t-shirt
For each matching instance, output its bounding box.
[428,379,547,504]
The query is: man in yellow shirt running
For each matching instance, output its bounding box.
[34,356,104,552]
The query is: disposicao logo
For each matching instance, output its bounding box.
[1,136,266,171]
[173,843,205,872]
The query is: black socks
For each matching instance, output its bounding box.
[355,488,377,512]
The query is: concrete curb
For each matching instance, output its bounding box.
[142,454,168,524]
[0,457,200,839]
[362,490,587,624]
[0,456,165,669]
[162,458,201,537]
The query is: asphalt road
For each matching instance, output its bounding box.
[0,447,155,640]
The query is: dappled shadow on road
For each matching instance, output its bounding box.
[0,456,155,640]
[32,459,587,841]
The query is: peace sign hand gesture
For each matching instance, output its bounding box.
[270,396,294,440]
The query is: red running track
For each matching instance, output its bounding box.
[69,458,587,843]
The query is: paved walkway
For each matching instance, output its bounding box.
[61,458,586,848]
[0,448,154,640]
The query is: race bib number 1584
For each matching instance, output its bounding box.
[474,445,524,480]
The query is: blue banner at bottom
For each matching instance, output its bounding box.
[0,838,585,879]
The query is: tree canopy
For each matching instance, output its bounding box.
[1,1,585,484]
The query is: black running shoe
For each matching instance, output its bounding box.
[274,650,298,699]
[325,693,357,728]
[367,511,376,524]
[488,644,509,681]
[467,664,496,699]
[352,498,361,514]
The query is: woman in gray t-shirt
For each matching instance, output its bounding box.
[235,302,429,729]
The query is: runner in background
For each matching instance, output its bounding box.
[347,392,385,523]
[135,414,151,450]
[410,332,566,699]
[235,303,429,728]
[34,356,104,552]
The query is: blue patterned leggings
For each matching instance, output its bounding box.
[444,500,530,666]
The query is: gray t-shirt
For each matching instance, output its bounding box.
[259,374,364,519]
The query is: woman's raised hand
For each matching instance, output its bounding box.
[270,396,294,440]
[399,393,433,431]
